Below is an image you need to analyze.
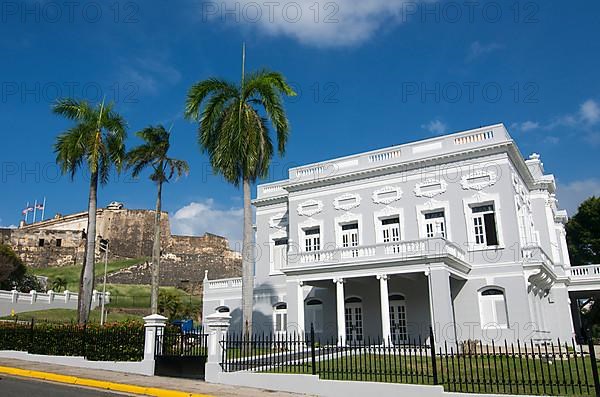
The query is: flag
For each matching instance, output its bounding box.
[22,206,33,215]
[35,203,44,210]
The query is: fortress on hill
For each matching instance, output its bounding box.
[0,202,241,293]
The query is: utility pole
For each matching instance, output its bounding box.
[99,238,109,326]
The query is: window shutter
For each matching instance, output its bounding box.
[480,298,495,327]
[483,213,499,245]
[494,298,508,326]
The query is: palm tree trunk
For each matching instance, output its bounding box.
[151,181,162,314]
[79,170,98,325]
[242,177,254,337]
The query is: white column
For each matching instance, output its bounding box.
[296,281,305,337]
[378,274,391,344]
[334,278,346,345]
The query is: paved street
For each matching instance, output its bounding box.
[0,375,127,397]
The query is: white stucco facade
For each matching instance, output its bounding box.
[202,123,598,345]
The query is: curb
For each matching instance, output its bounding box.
[0,365,214,397]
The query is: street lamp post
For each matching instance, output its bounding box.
[99,238,109,326]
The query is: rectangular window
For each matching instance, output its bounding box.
[472,204,499,246]
[381,217,400,243]
[38,239,44,247]
[341,222,359,258]
[304,227,321,261]
[56,239,62,247]
[424,210,446,238]
[272,238,288,272]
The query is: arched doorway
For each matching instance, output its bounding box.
[345,296,363,342]
[389,294,407,344]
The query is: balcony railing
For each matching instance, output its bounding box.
[205,277,243,290]
[569,265,600,279]
[290,238,466,267]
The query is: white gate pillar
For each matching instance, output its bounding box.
[205,311,231,383]
[143,313,167,374]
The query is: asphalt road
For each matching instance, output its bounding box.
[0,375,128,397]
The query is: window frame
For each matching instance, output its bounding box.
[374,207,405,245]
[416,201,451,241]
[273,302,288,335]
[463,194,504,251]
[478,287,509,329]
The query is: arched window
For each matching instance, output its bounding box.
[273,302,287,336]
[389,294,406,301]
[215,306,230,313]
[345,296,362,304]
[305,299,323,333]
[479,287,508,328]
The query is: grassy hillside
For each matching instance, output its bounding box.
[31,258,145,291]
[1,308,142,323]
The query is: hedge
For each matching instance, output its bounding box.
[0,320,144,361]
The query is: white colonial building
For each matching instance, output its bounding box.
[203,123,600,345]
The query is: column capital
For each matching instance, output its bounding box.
[298,280,304,286]
[333,277,345,284]
[376,274,389,281]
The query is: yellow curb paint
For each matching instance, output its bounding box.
[0,366,214,397]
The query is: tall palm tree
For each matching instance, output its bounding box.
[127,125,189,314]
[53,98,127,324]
[184,47,296,336]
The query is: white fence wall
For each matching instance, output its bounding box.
[0,289,109,317]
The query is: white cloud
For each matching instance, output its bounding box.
[119,57,181,95]
[580,99,600,124]
[201,0,424,47]
[421,119,447,135]
[510,121,540,133]
[170,199,243,250]
[557,178,600,215]
[466,41,502,61]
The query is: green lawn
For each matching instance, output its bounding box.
[256,351,599,396]
[32,258,145,291]
[1,308,142,323]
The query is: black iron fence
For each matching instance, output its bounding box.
[221,326,600,396]
[155,326,208,357]
[0,318,144,361]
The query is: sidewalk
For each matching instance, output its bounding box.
[0,358,309,397]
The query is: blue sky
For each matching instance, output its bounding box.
[1,0,599,247]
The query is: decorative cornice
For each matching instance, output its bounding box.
[297,199,323,217]
[414,179,447,198]
[333,193,362,211]
[372,186,403,204]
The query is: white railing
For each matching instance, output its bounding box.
[522,245,554,268]
[569,265,600,279]
[206,278,243,290]
[296,165,327,177]
[454,130,494,145]
[0,289,109,305]
[368,149,401,163]
[294,238,466,266]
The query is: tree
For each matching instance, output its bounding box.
[566,196,600,266]
[51,277,68,293]
[126,125,189,314]
[53,98,127,324]
[0,243,26,289]
[184,45,296,336]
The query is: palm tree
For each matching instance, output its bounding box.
[51,277,67,293]
[53,98,127,324]
[184,46,296,336]
[127,125,189,314]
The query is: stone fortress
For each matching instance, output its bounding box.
[0,202,241,293]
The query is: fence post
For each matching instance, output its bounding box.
[310,323,316,376]
[29,318,35,352]
[204,312,231,383]
[430,326,439,385]
[587,329,600,397]
[143,314,168,360]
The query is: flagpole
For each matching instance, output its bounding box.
[25,202,29,223]
[33,200,38,224]
[41,197,46,221]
